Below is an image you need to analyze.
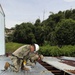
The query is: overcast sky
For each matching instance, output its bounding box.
[0,0,75,28]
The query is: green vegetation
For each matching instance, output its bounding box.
[5,9,75,56]
[5,42,24,53]
[6,42,75,56]
[39,45,75,57]
[6,9,75,46]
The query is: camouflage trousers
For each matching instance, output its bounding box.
[9,56,23,72]
[9,54,39,72]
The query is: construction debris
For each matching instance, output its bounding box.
[41,57,75,75]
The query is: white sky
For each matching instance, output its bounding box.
[0,0,75,28]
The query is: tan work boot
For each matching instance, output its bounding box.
[24,67,30,71]
[4,62,10,70]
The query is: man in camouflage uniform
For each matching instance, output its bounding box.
[26,53,43,66]
[4,44,41,72]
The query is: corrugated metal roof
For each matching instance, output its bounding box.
[0,56,54,75]
[43,57,75,70]
[42,57,61,61]
[60,56,75,61]
[44,61,75,70]
[42,57,75,75]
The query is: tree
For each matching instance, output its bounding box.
[55,19,75,45]
[65,10,72,19]
[34,26,44,45]
[13,22,36,44]
[34,19,41,26]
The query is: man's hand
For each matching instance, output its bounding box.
[38,55,44,60]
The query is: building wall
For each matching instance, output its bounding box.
[0,6,5,55]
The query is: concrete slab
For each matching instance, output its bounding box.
[0,56,54,75]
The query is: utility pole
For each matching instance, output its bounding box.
[43,10,45,21]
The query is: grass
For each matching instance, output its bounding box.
[5,42,24,53]
[6,42,75,56]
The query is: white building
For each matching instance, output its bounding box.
[0,4,5,55]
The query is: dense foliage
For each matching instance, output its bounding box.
[38,45,75,57]
[7,9,75,46]
[6,42,75,57]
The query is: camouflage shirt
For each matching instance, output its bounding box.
[12,45,30,58]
